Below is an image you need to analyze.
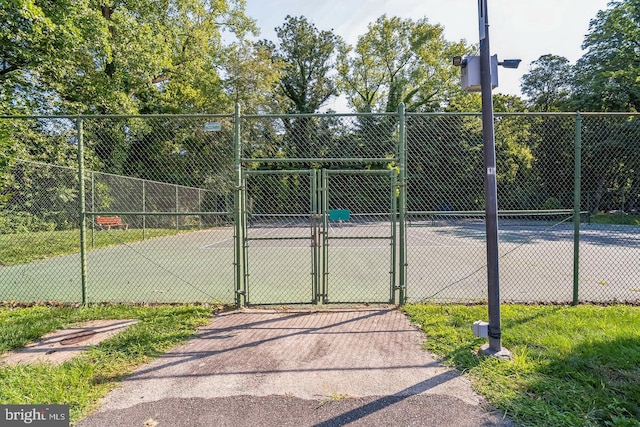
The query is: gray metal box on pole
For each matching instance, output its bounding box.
[461,55,498,92]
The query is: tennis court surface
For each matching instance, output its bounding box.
[1,216,639,304]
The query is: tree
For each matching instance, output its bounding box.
[222,40,284,114]
[337,15,470,113]
[572,0,640,112]
[570,1,640,212]
[272,15,343,114]
[78,0,256,115]
[266,16,343,161]
[521,54,573,112]
[0,0,256,116]
[0,0,110,114]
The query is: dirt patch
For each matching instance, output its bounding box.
[0,319,137,366]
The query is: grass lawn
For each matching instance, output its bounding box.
[0,228,180,266]
[590,212,640,226]
[404,304,640,427]
[0,304,213,424]
[1,304,638,426]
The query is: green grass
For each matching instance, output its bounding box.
[2,304,638,426]
[590,212,640,226]
[403,304,640,427]
[0,228,180,266]
[0,304,213,424]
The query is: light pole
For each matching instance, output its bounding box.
[478,0,508,358]
[455,0,517,359]
[453,1,518,359]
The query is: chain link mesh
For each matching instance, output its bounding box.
[244,170,314,304]
[241,114,399,165]
[1,113,639,304]
[324,170,396,303]
[578,114,640,302]
[1,116,235,303]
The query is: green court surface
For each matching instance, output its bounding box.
[1,223,639,304]
[0,228,236,303]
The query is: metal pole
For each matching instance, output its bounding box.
[175,185,179,233]
[311,170,319,305]
[142,181,146,240]
[77,117,88,305]
[322,169,329,304]
[390,170,398,304]
[91,171,95,249]
[233,103,245,307]
[398,103,407,304]
[479,0,508,357]
[573,112,582,305]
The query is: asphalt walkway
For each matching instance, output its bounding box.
[78,308,512,426]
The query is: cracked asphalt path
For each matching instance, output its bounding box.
[78,308,512,427]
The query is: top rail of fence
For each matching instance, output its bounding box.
[4,111,640,120]
[0,113,234,120]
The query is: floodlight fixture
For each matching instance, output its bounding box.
[498,59,521,69]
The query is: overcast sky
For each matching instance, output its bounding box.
[242,0,611,111]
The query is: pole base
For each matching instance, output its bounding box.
[479,343,512,360]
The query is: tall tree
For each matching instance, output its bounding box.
[273,15,343,114]
[570,1,640,212]
[265,16,343,163]
[572,0,640,112]
[0,0,256,115]
[0,0,110,114]
[222,40,284,114]
[521,54,573,112]
[337,15,470,113]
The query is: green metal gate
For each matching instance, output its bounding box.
[320,169,397,303]
[240,169,398,305]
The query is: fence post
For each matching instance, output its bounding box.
[91,170,95,248]
[142,181,146,240]
[198,188,202,230]
[77,117,88,305]
[175,185,179,233]
[398,103,407,304]
[573,112,582,305]
[233,103,245,307]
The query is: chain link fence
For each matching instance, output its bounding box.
[1,111,639,304]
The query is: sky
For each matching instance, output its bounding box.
[242,0,611,111]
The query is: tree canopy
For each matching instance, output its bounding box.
[572,0,640,112]
[520,54,573,112]
[271,15,343,114]
[0,0,256,115]
[337,15,470,113]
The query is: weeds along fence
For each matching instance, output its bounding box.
[0,109,639,305]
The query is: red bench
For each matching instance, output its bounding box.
[96,216,128,230]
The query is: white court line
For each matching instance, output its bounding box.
[202,227,304,249]
[408,230,484,247]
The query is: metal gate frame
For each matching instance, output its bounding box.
[238,168,404,306]
[320,169,398,304]
[234,105,408,307]
[241,169,318,305]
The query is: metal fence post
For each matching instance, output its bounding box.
[573,112,582,305]
[398,103,407,304]
[142,181,146,240]
[233,103,245,307]
[91,170,95,248]
[198,188,202,230]
[175,185,179,232]
[77,117,88,305]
